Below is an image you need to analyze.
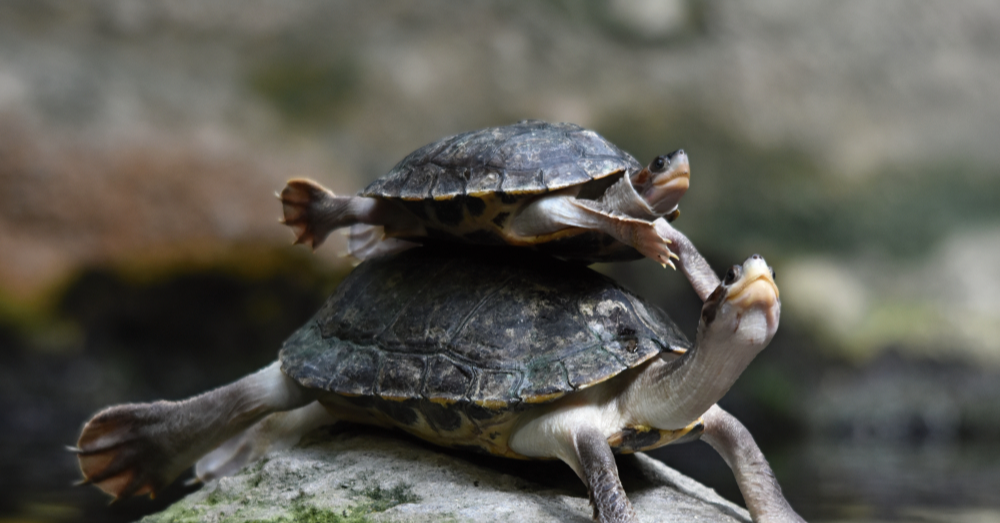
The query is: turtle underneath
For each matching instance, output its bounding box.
[74,232,804,523]
[279,120,690,265]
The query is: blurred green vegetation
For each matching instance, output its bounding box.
[249,53,359,128]
[600,109,1000,261]
[542,0,710,45]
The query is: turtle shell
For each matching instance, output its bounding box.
[280,247,689,409]
[360,120,642,200]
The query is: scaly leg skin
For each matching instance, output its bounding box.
[195,401,335,483]
[72,362,314,500]
[573,426,637,523]
[278,179,415,250]
[653,218,720,302]
[701,405,806,523]
[345,224,420,261]
[508,194,678,268]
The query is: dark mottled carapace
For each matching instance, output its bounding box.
[279,247,688,410]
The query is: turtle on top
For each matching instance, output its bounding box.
[279,120,691,266]
[74,243,803,523]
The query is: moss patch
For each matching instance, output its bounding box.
[146,476,420,523]
[354,482,421,513]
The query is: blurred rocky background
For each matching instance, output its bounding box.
[2,1,999,522]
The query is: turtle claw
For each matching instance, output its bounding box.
[632,220,678,269]
[75,403,180,500]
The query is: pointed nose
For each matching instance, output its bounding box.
[660,149,689,178]
[739,254,778,299]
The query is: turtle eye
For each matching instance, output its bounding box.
[652,156,666,172]
[770,267,776,280]
[724,266,740,285]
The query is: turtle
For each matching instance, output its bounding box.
[73,225,804,523]
[279,120,691,265]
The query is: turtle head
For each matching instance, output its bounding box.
[629,254,780,431]
[630,149,690,215]
[698,254,780,351]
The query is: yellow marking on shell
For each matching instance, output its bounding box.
[428,397,458,406]
[378,394,410,402]
[336,391,363,398]
[473,399,510,410]
[605,430,628,448]
[609,418,705,454]
[466,190,501,198]
[500,226,594,246]
[572,372,621,392]
[522,391,566,404]
[323,391,521,456]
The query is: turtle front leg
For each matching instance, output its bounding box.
[573,426,638,523]
[700,405,805,523]
[73,362,314,500]
[508,194,678,268]
[279,179,417,249]
[653,218,720,302]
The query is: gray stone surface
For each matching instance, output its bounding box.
[141,425,750,523]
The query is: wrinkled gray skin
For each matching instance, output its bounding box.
[74,223,804,523]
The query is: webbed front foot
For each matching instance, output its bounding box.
[628,219,679,269]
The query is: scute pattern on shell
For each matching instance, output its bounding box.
[279,247,689,409]
[360,120,642,200]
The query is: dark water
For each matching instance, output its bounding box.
[654,438,1000,523]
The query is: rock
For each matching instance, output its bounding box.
[141,425,750,523]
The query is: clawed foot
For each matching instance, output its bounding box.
[633,220,679,269]
[72,402,184,500]
[278,179,338,249]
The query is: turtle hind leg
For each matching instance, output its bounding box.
[195,402,335,483]
[700,405,806,523]
[278,179,392,250]
[73,362,314,500]
[346,224,420,261]
[573,426,637,523]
